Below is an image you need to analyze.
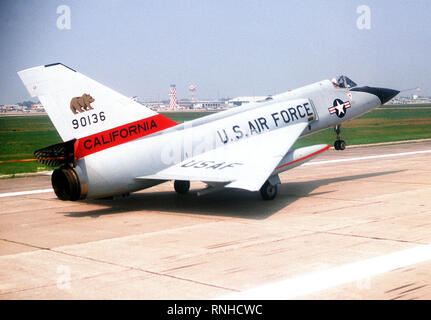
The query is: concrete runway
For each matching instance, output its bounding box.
[1,141,431,299]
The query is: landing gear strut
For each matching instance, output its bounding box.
[174,180,190,194]
[260,180,278,200]
[334,125,346,151]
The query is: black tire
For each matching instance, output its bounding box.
[260,181,278,200]
[174,180,190,194]
[334,140,340,150]
[338,140,346,150]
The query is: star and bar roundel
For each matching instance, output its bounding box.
[328,98,351,118]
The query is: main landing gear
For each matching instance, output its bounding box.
[334,125,346,151]
[260,180,278,200]
[175,178,280,200]
[174,180,190,194]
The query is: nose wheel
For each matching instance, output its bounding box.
[334,140,346,151]
[334,125,346,151]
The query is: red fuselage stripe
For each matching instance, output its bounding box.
[74,114,177,159]
[275,144,331,170]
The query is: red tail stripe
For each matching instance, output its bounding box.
[74,114,177,159]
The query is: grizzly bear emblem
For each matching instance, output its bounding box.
[70,93,95,114]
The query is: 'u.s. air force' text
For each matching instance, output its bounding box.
[216,102,313,144]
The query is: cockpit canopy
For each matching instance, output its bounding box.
[331,75,357,89]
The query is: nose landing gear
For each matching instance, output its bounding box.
[334,125,346,151]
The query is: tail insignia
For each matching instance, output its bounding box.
[70,93,95,114]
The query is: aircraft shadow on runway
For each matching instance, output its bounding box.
[62,169,404,220]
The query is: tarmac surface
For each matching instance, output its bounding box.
[1,141,431,299]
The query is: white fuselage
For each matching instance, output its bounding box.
[78,80,381,198]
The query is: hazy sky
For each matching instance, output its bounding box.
[1,0,430,104]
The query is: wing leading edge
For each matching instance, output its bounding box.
[138,120,308,191]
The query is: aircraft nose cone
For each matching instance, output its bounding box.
[350,86,400,105]
[374,88,400,104]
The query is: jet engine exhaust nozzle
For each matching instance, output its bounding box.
[51,166,87,201]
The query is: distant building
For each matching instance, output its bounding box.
[169,84,177,109]
[177,100,193,109]
[140,101,166,111]
[390,96,431,104]
[191,100,225,109]
[15,105,29,112]
[31,103,45,112]
[227,96,272,107]
[3,104,19,110]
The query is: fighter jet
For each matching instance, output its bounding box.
[18,64,399,201]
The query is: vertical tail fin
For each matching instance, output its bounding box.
[18,63,177,158]
[18,63,176,141]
